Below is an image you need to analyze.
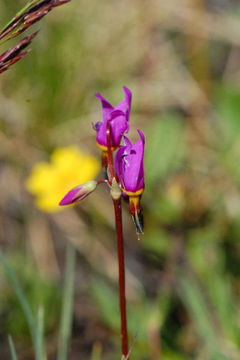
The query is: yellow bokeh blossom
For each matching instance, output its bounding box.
[26,146,100,212]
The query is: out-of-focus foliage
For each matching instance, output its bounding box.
[1,0,240,359]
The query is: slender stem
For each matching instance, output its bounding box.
[113,197,129,358]
[97,179,109,185]
[105,118,128,357]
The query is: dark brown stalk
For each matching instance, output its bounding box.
[113,197,129,358]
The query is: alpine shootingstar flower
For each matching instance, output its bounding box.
[115,130,145,233]
[94,87,132,151]
[57,87,143,358]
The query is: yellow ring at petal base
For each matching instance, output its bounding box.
[97,143,117,152]
[122,188,144,197]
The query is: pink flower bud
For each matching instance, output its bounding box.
[59,180,97,206]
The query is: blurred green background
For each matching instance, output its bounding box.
[1,0,240,359]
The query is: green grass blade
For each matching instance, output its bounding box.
[57,242,76,360]
[8,335,19,360]
[36,306,46,360]
[179,273,229,360]
[91,342,102,360]
[0,251,36,344]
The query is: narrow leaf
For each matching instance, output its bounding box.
[8,336,19,360]
[57,242,76,360]
[36,307,46,360]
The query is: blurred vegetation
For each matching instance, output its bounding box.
[1,0,240,359]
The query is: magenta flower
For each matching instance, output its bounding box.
[115,130,145,233]
[94,87,132,150]
[115,130,145,196]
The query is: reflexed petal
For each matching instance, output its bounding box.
[123,136,132,147]
[94,87,132,149]
[110,112,129,146]
[115,130,145,193]
[115,146,126,184]
[123,134,144,192]
[115,87,132,122]
[95,110,129,148]
[95,93,113,122]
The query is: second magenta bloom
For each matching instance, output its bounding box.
[94,87,132,150]
[115,130,145,234]
[115,130,145,196]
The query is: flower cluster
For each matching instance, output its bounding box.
[60,87,145,234]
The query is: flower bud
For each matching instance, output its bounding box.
[59,180,97,206]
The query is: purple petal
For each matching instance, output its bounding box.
[95,93,114,122]
[123,136,132,147]
[95,88,132,148]
[137,129,145,145]
[59,187,83,205]
[95,119,108,147]
[123,144,144,192]
[95,111,129,148]
[115,131,145,193]
[110,113,129,147]
[93,121,102,132]
[115,87,132,122]
[115,145,126,185]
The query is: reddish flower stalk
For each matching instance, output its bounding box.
[113,196,129,358]
[105,118,129,358]
[60,87,144,359]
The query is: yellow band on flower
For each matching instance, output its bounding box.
[97,143,117,152]
[122,188,144,197]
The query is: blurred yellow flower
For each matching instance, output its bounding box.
[26,146,100,212]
